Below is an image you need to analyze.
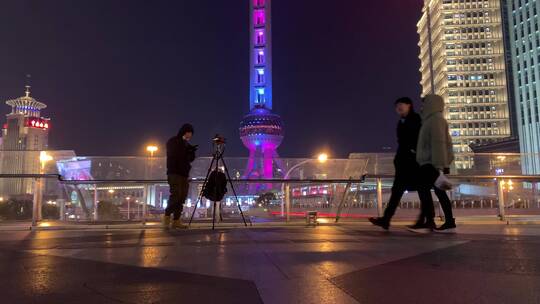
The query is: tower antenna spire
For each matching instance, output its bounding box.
[25,74,31,97]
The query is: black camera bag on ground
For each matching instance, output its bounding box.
[203,170,228,201]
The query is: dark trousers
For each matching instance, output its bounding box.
[383,166,454,223]
[418,165,454,223]
[165,174,189,220]
[382,179,433,222]
[434,187,454,221]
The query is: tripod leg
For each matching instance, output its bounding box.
[212,151,220,229]
[189,156,216,226]
[220,157,250,227]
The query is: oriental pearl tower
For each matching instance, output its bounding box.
[240,0,284,182]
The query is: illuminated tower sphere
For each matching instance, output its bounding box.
[240,0,284,180]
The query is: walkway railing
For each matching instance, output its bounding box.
[1,173,540,227]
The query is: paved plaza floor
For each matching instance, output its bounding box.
[1,224,539,303]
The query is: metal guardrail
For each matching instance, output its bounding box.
[0,174,62,179]
[59,178,367,184]
[54,174,540,222]
[1,173,539,183]
[2,173,540,226]
[56,175,540,184]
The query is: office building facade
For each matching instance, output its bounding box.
[505,0,540,174]
[418,0,513,169]
[1,86,50,196]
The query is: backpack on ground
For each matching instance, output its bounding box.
[202,170,228,201]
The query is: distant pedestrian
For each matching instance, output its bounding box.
[164,123,197,229]
[408,94,456,233]
[369,97,432,230]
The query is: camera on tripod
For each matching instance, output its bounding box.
[188,133,250,229]
[212,134,226,145]
[212,134,226,156]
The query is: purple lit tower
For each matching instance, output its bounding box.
[240,0,284,181]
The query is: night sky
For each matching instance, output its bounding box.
[0,0,423,158]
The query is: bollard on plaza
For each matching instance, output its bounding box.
[376,178,383,217]
[58,199,66,221]
[32,178,40,227]
[142,185,149,226]
[93,184,98,221]
[497,179,506,221]
[285,184,291,223]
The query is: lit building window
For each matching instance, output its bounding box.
[256,50,265,64]
[256,88,265,104]
[256,30,265,45]
[257,69,265,83]
[254,10,265,25]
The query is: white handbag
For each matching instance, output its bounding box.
[434,171,453,190]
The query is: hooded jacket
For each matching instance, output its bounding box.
[167,136,196,177]
[416,95,454,169]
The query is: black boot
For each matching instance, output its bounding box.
[435,218,457,233]
[369,217,390,230]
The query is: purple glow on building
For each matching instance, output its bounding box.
[240,0,284,185]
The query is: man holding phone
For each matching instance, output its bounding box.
[164,123,197,229]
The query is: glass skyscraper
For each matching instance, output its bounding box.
[505,0,540,174]
[418,0,513,169]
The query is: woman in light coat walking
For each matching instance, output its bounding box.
[408,94,456,233]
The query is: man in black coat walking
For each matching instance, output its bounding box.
[163,123,197,229]
[369,97,431,230]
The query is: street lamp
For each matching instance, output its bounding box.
[145,145,159,221]
[146,145,158,157]
[39,151,53,171]
[284,153,329,180]
[498,179,515,220]
[126,196,131,221]
[317,153,328,164]
[281,153,329,219]
[33,151,53,226]
[145,145,158,178]
[501,179,514,192]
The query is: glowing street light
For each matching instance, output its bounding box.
[34,151,53,225]
[500,179,514,192]
[39,151,53,170]
[317,153,329,163]
[281,153,330,218]
[146,145,158,157]
[284,153,330,179]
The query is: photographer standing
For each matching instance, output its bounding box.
[164,123,197,229]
